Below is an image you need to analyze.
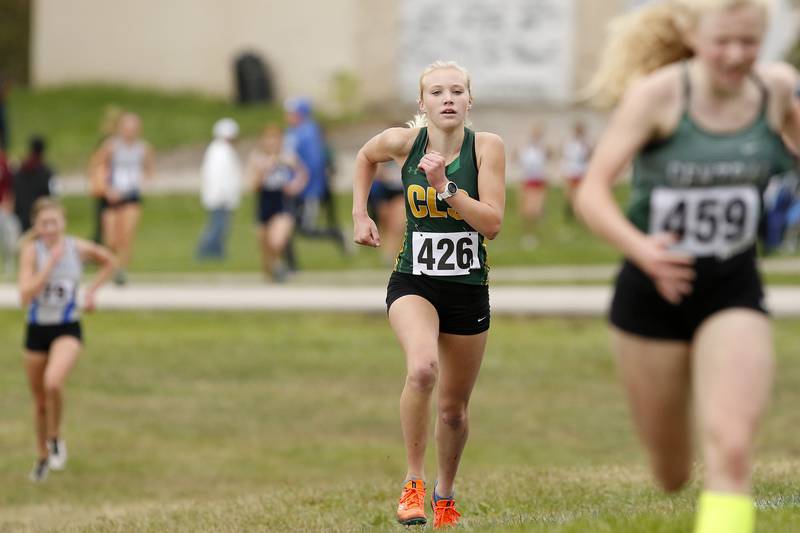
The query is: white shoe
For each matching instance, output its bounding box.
[47,439,67,471]
[29,458,49,482]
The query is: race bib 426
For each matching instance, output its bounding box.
[649,186,759,258]
[412,231,480,276]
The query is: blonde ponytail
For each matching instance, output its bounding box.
[405,113,428,129]
[584,0,770,108]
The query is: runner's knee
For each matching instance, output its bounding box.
[406,359,438,393]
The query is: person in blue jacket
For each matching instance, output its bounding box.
[283,97,347,269]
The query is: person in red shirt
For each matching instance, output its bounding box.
[0,146,19,272]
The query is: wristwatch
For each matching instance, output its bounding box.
[437,181,458,201]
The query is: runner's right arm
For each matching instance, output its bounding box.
[576,77,695,304]
[352,127,414,247]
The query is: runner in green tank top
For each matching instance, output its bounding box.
[394,126,489,285]
[352,60,505,528]
[576,2,800,533]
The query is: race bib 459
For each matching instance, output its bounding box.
[649,185,759,258]
[412,231,480,276]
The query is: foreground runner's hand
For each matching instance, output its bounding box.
[418,151,447,192]
[83,288,97,313]
[633,232,696,305]
[353,213,381,247]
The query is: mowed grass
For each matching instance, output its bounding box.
[51,188,628,276]
[1,311,800,532]
[50,189,800,281]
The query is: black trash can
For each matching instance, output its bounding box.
[234,52,273,105]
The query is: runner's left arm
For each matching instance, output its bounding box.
[420,132,505,240]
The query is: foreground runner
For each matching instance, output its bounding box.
[353,60,505,528]
[18,198,115,481]
[576,1,800,532]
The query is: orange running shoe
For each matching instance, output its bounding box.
[432,493,461,529]
[396,479,427,526]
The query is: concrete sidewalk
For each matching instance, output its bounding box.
[3,283,800,317]
[10,257,791,287]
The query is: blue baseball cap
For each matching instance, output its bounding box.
[284,96,312,118]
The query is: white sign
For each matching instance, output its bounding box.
[400,0,575,103]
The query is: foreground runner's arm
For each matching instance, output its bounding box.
[75,238,116,312]
[352,127,414,248]
[575,79,695,305]
[417,132,505,240]
[757,62,800,152]
[769,64,800,151]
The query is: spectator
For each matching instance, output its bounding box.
[196,118,242,259]
[13,136,53,232]
[283,97,347,270]
[0,146,18,272]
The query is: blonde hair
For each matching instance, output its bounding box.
[407,60,473,128]
[585,0,770,107]
[20,198,66,245]
[100,105,124,137]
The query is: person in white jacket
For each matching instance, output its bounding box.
[196,118,242,259]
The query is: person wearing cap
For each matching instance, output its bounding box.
[283,97,347,269]
[196,118,242,259]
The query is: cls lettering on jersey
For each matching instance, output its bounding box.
[407,184,464,220]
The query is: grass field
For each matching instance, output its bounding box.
[2,311,800,532]
[40,189,800,284]
[53,188,625,275]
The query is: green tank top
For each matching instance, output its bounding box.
[627,64,796,258]
[394,127,489,285]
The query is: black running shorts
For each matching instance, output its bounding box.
[386,271,490,335]
[610,247,767,341]
[25,322,83,353]
[102,192,142,210]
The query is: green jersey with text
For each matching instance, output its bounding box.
[627,68,796,259]
[394,127,489,285]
